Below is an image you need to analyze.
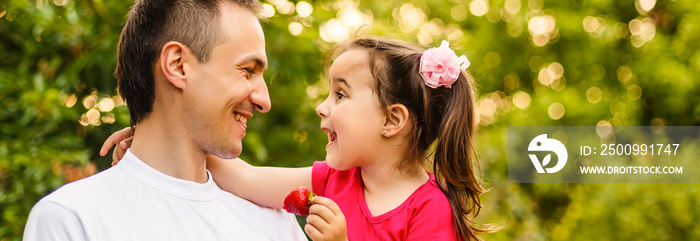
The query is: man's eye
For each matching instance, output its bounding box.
[244,68,255,76]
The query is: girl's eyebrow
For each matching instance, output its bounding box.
[332,77,351,89]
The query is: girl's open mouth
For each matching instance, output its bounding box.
[323,128,337,148]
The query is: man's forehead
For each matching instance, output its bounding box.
[217,2,268,68]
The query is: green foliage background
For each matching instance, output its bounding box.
[1,0,699,240]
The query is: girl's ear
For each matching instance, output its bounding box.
[382,104,410,137]
[159,41,192,90]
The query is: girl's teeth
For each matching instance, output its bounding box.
[325,130,337,142]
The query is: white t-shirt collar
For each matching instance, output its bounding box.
[117,149,219,201]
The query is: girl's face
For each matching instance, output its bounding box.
[316,49,387,170]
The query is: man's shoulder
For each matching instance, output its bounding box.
[38,166,128,209]
[24,166,132,241]
[27,160,308,240]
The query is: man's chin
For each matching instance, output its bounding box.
[207,146,242,160]
[213,153,238,159]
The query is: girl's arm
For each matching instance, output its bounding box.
[211,157,351,241]
[206,155,312,209]
[100,127,313,209]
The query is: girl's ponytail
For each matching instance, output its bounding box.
[433,72,489,240]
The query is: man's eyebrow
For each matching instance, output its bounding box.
[239,55,268,70]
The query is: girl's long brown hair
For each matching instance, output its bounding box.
[327,37,492,240]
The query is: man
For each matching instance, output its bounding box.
[23,0,306,240]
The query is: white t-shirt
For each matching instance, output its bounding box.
[24,150,306,241]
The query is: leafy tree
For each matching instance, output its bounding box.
[1,0,698,240]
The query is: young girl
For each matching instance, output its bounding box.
[102,37,489,240]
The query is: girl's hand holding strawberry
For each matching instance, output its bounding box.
[305,196,348,241]
[283,187,347,241]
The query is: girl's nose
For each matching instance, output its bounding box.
[316,99,329,118]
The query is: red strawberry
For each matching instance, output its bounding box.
[283,187,316,216]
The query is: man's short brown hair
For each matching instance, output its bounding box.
[115,0,262,126]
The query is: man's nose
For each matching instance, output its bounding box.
[251,77,271,113]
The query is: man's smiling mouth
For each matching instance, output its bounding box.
[234,112,248,130]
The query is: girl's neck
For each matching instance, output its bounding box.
[360,161,427,191]
[359,157,430,216]
[360,140,428,192]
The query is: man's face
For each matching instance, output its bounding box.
[184,3,269,159]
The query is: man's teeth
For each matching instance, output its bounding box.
[234,113,247,124]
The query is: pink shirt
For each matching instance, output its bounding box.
[312,161,460,241]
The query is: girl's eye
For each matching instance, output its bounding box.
[335,91,346,100]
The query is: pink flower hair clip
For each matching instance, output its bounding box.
[419,40,470,89]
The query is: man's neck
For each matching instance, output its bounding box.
[129,115,209,184]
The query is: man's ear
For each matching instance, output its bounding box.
[382,104,410,137]
[159,41,192,90]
